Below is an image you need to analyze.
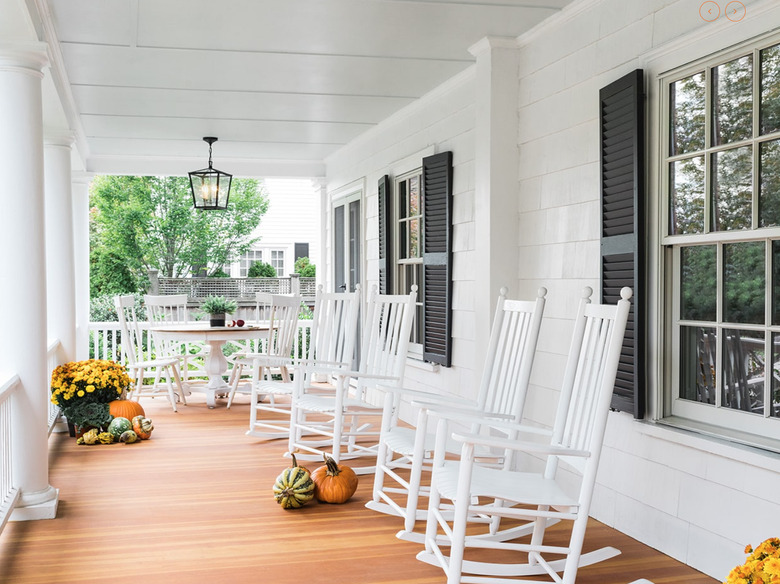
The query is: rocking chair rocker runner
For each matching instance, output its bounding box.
[367,287,547,543]
[417,286,632,584]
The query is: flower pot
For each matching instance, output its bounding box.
[209,313,226,327]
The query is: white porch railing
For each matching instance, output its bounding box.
[46,339,63,435]
[0,374,21,536]
[88,320,313,366]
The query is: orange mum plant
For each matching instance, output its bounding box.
[724,537,780,584]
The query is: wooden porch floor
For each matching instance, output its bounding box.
[0,393,718,584]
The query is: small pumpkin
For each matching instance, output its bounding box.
[131,415,154,439]
[119,430,139,444]
[107,416,133,438]
[97,431,115,444]
[310,454,358,504]
[109,399,145,421]
[273,454,315,509]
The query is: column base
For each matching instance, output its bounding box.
[10,486,59,521]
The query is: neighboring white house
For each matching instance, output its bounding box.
[229,177,320,278]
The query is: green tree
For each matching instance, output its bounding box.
[248,261,277,277]
[294,256,316,277]
[90,175,268,296]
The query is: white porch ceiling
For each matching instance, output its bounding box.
[41,0,576,177]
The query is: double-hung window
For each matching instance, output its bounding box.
[239,249,263,277]
[271,250,285,277]
[663,38,780,444]
[394,171,425,354]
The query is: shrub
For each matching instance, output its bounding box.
[294,256,316,277]
[248,261,277,278]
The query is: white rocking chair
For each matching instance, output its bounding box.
[226,293,302,409]
[367,287,547,543]
[417,287,632,584]
[287,285,417,474]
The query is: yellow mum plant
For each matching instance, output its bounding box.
[51,360,132,430]
[724,537,780,584]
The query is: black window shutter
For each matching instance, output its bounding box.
[422,151,453,367]
[294,242,309,261]
[378,175,392,295]
[600,69,645,419]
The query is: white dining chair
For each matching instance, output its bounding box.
[115,294,186,412]
[416,287,632,584]
[144,294,207,383]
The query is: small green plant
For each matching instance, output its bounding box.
[199,295,238,315]
[248,261,277,278]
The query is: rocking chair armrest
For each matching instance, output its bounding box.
[413,402,552,437]
[374,385,478,407]
[233,354,295,366]
[294,358,351,369]
[410,399,516,421]
[451,430,590,458]
[298,367,400,383]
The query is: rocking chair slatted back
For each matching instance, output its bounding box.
[308,285,361,365]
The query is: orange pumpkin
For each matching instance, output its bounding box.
[131,415,154,440]
[109,399,145,420]
[310,454,358,504]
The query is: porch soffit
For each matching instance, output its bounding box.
[28,0,577,177]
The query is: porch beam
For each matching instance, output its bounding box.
[0,42,59,520]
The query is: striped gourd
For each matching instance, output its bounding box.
[273,454,315,509]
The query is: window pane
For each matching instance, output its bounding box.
[681,245,717,321]
[410,218,420,258]
[671,73,706,156]
[398,181,408,220]
[409,176,419,216]
[398,220,408,259]
[773,241,780,326]
[723,241,765,324]
[679,326,716,404]
[670,156,705,234]
[722,328,765,414]
[772,333,780,417]
[712,146,752,231]
[760,139,780,227]
[713,55,753,145]
[760,43,780,136]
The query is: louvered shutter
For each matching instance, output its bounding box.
[600,69,645,419]
[422,151,453,366]
[378,175,392,295]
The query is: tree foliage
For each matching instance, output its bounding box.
[90,175,268,297]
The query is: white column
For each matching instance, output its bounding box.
[0,42,58,519]
[45,132,77,362]
[72,172,92,360]
[469,37,521,379]
[313,178,328,291]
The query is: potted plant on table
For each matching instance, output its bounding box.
[50,359,132,436]
[200,295,238,327]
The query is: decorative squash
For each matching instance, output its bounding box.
[97,431,115,444]
[107,416,133,438]
[119,430,139,444]
[273,454,315,509]
[80,428,100,445]
[131,415,154,439]
[310,454,358,504]
[109,399,145,421]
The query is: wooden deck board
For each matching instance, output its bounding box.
[0,393,718,584]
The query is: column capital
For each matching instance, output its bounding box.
[0,42,49,75]
[310,177,328,191]
[72,171,95,186]
[44,130,75,149]
[468,36,519,58]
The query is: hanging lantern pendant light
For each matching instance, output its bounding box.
[189,137,232,210]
